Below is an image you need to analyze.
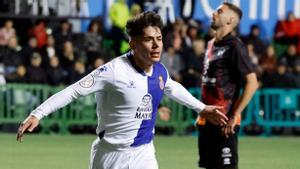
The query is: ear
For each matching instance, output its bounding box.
[129,38,135,49]
[227,17,233,25]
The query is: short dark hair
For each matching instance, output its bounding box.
[223,2,243,20]
[126,11,163,37]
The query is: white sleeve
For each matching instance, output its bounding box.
[164,76,206,113]
[30,64,114,120]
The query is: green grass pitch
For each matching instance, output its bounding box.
[1,134,300,169]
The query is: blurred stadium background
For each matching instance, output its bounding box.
[0,0,300,169]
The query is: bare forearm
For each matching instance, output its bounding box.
[232,73,259,117]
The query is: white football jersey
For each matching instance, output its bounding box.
[31,51,205,150]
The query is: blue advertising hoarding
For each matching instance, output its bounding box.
[88,0,300,40]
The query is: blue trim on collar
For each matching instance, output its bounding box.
[127,51,147,76]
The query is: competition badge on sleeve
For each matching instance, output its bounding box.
[79,75,94,88]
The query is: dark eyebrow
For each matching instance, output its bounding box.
[143,34,162,39]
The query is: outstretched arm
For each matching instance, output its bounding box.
[16,86,81,142]
[164,78,228,126]
[16,64,114,142]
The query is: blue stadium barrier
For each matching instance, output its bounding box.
[255,89,300,135]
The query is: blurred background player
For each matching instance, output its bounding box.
[197,2,259,169]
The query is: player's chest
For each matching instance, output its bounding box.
[113,71,165,103]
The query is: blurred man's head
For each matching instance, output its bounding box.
[50,56,60,68]
[28,36,37,48]
[277,61,287,75]
[93,58,105,68]
[250,24,260,37]
[16,65,26,76]
[46,35,55,46]
[211,2,242,31]
[31,52,42,67]
[287,44,297,56]
[4,20,13,29]
[287,12,296,22]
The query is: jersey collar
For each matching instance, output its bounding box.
[127,51,147,76]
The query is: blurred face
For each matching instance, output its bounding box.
[29,37,37,48]
[17,65,26,76]
[211,5,230,30]
[130,26,163,66]
[91,23,99,33]
[62,22,70,31]
[173,34,182,51]
[64,41,73,53]
[253,27,260,36]
[287,13,295,21]
[193,40,205,55]
[288,45,297,56]
[5,20,13,29]
[74,61,85,73]
[47,36,55,46]
[188,27,198,38]
[267,46,275,57]
[277,65,286,75]
[50,56,59,67]
[247,43,254,52]
[31,57,42,67]
[94,58,104,68]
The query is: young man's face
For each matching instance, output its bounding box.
[211,4,230,30]
[131,26,163,65]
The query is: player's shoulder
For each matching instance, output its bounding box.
[155,61,168,73]
[110,54,128,66]
[90,56,124,77]
[97,54,128,71]
[231,36,246,48]
[225,36,247,55]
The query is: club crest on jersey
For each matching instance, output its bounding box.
[135,94,153,120]
[159,75,164,90]
[79,75,94,88]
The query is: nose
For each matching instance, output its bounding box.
[152,39,159,48]
[212,11,217,18]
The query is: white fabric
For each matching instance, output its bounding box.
[89,138,158,169]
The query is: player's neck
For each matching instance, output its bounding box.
[133,54,153,76]
[214,27,232,42]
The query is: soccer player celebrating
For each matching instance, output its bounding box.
[197,2,259,169]
[17,11,228,169]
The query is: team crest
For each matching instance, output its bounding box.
[159,75,164,90]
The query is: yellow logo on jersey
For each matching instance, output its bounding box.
[159,75,164,90]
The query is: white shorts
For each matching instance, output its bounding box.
[89,138,158,169]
